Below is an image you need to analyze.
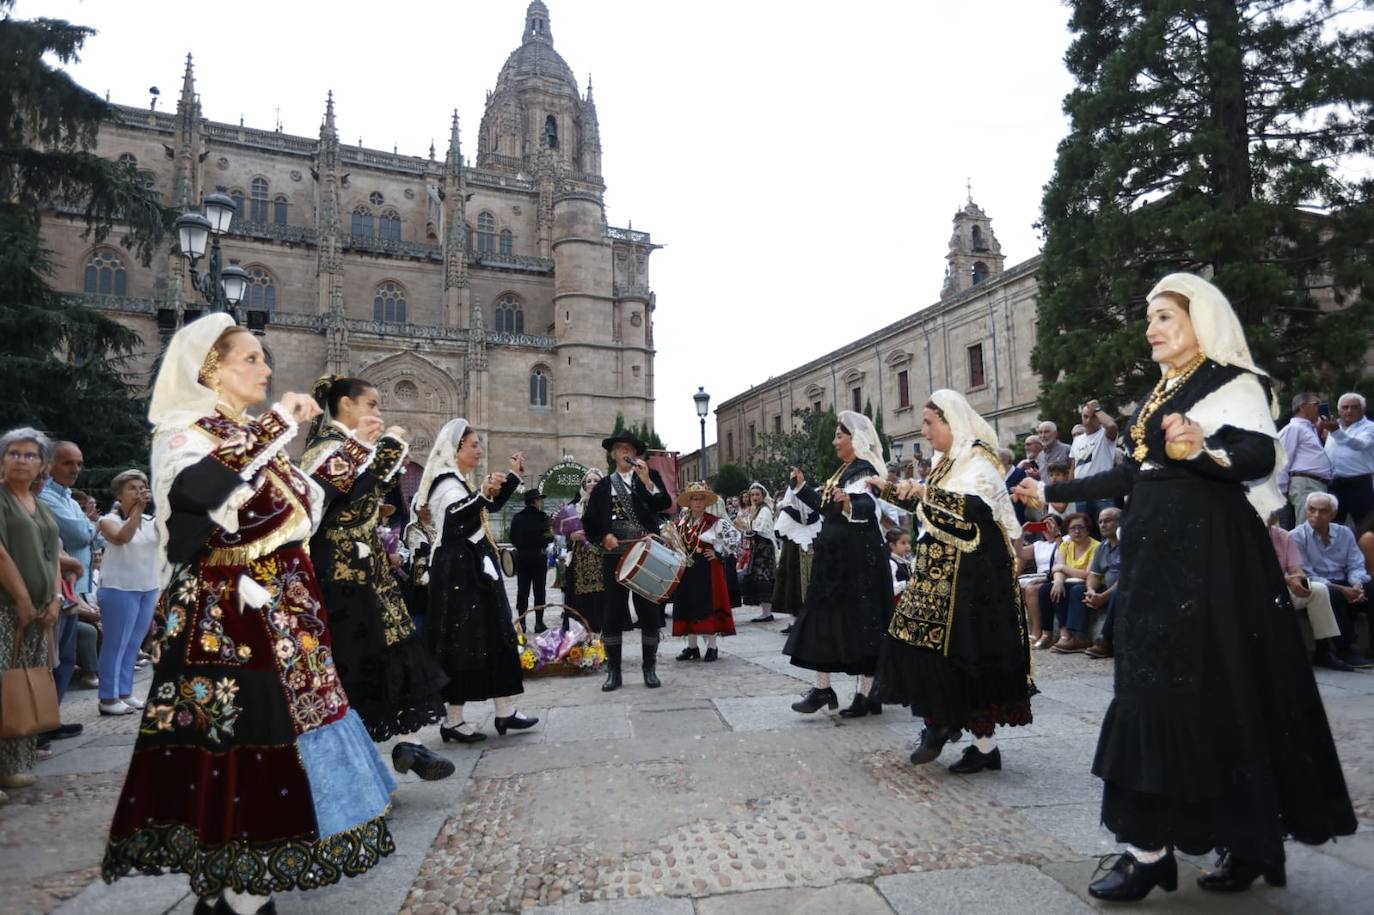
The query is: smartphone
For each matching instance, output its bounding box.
[1024,521,1049,533]
[1318,402,1331,418]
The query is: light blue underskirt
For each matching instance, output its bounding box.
[296,709,396,836]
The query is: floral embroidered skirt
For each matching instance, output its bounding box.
[102,546,396,896]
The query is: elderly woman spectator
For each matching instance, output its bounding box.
[0,428,62,803]
[94,470,161,716]
[1016,512,1064,648]
[1326,392,1374,528]
[1290,492,1373,669]
[1036,511,1099,652]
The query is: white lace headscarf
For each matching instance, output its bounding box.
[837,410,887,476]
[927,390,1021,539]
[1146,273,1285,519]
[413,418,471,519]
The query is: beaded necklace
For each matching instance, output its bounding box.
[1130,350,1207,462]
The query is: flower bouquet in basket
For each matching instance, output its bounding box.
[519,604,605,677]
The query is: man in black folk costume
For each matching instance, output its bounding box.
[582,432,673,691]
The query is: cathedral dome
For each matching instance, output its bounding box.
[495,1,579,96]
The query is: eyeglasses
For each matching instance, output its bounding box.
[1067,524,1088,531]
[4,451,42,462]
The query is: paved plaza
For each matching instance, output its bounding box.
[5,579,1374,914]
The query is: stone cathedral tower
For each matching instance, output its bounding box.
[941,194,1005,299]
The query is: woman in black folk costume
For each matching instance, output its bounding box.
[1014,274,1356,902]
[878,390,1033,773]
[302,376,452,781]
[783,411,894,715]
[419,419,539,744]
[582,432,674,691]
[737,483,778,622]
[102,316,395,915]
[670,482,740,662]
[560,469,607,633]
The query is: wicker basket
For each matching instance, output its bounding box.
[516,603,606,677]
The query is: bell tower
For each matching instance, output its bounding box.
[941,186,1005,299]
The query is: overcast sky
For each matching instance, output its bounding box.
[26,0,1078,454]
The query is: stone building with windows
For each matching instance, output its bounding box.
[42,1,658,477]
[714,198,1040,470]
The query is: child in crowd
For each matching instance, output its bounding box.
[887,528,912,602]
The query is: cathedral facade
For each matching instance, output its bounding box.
[42,1,657,478]
[713,198,1041,470]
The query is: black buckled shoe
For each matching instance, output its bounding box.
[676,646,701,661]
[1197,850,1286,892]
[948,744,1001,774]
[910,725,959,765]
[494,712,540,735]
[790,686,838,713]
[1088,850,1178,902]
[838,692,872,718]
[438,723,487,744]
[392,742,457,780]
[703,647,719,662]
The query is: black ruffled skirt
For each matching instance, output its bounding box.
[783,527,891,675]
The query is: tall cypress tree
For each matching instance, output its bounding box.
[1035,0,1374,423]
[0,1,172,480]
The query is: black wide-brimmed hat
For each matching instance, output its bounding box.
[601,432,647,456]
[523,489,544,505]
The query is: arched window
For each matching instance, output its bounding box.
[544,115,558,149]
[477,212,496,256]
[273,195,289,226]
[971,261,990,285]
[378,209,401,242]
[249,177,269,222]
[499,229,513,256]
[494,294,523,334]
[229,188,246,221]
[529,367,550,407]
[464,223,474,256]
[82,248,127,296]
[244,265,276,312]
[352,206,374,237]
[971,225,987,252]
[373,281,407,323]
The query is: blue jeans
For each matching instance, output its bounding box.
[1101,591,1117,642]
[96,588,158,700]
[54,612,79,699]
[1037,580,1089,635]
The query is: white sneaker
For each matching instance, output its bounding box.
[99,700,134,716]
[121,696,145,710]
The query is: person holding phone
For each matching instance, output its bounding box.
[1277,393,1334,526]
[94,470,160,716]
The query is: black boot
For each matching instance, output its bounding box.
[838,692,871,718]
[391,742,457,780]
[602,642,623,692]
[1088,849,1178,902]
[534,610,547,634]
[910,725,959,764]
[642,639,662,688]
[948,744,1001,774]
[1197,850,1286,891]
[676,646,701,661]
[702,646,718,662]
[791,686,839,713]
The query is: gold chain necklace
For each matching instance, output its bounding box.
[821,461,853,506]
[1131,351,1207,462]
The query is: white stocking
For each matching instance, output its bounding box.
[816,671,832,689]
[706,633,718,649]
[857,675,873,697]
[223,889,270,914]
[687,634,699,649]
[1126,844,1167,864]
[494,695,516,718]
[446,703,465,727]
[973,735,997,753]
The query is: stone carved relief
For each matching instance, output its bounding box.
[356,352,463,452]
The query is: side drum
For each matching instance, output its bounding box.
[615,537,686,605]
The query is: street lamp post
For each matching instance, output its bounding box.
[693,386,711,480]
[173,192,253,324]
[892,439,904,476]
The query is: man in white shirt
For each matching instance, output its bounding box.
[1069,399,1119,534]
[1291,492,1373,669]
[1326,392,1374,528]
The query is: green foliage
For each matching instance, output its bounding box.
[742,407,846,491]
[610,412,665,451]
[1035,0,1374,425]
[0,1,175,480]
[711,463,750,499]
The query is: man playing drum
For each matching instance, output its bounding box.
[582,432,674,691]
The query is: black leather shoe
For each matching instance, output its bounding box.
[38,723,83,742]
[1088,850,1178,902]
[494,713,539,735]
[392,742,456,780]
[791,686,839,713]
[948,745,1001,774]
[438,724,486,744]
[751,613,775,623]
[213,896,277,914]
[1197,850,1286,891]
[703,647,718,662]
[910,725,959,764]
[1314,646,1354,671]
[676,646,700,661]
[780,624,793,634]
[838,692,871,718]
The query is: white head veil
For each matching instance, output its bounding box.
[837,410,887,475]
[148,313,237,432]
[927,390,1021,539]
[413,418,471,515]
[1146,273,1286,519]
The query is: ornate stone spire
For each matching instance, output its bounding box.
[177,53,197,120]
[445,110,462,174]
[321,90,337,138]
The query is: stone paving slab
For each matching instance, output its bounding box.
[1014,803,1115,857]
[877,863,1094,914]
[712,696,845,733]
[696,882,895,914]
[629,705,729,741]
[525,897,695,915]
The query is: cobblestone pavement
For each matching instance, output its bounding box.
[12,581,1374,914]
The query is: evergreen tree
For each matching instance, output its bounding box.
[1035,0,1374,424]
[711,463,750,500]
[0,1,173,482]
